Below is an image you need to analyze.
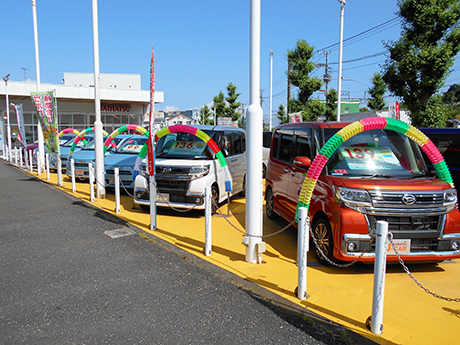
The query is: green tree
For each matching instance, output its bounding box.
[360,107,370,112]
[277,104,288,124]
[287,39,323,114]
[200,105,213,125]
[213,91,226,118]
[324,89,337,121]
[367,73,387,110]
[443,84,460,106]
[225,83,242,122]
[382,0,460,127]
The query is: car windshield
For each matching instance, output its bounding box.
[59,135,75,146]
[62,135,92,148]
[155,131,217,160]
[116,137,148,154]
[82,136,125,150]
[323,129,429,179]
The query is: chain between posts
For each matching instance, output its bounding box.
[310,223,375,268]
[213,198,295,238]
[389,235,460,302]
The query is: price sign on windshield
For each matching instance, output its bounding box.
[168,141,205,155]
[339,146,401,169]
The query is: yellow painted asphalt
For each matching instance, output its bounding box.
[27,167,460,345]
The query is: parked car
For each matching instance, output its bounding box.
[263,131,273,178]
[133,125,246,212]
[66,135,129,179]
[104,135,148,189]
[265,121,460,265]
[419,127,460,191]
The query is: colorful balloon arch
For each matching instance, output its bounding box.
[103,124,148,153]
[135,124,233,192]
[69,127,110,156]
[297,117,455,214]
[58,128,80,138]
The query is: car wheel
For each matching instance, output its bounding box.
[312,217,335,266]
[265,187,279,220]
[211,185,219,214]
[238,175,246,197]
[140,204,150,211]
[263,163,267,178]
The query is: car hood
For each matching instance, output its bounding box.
[104,153,139,168]
[68,150,96,162]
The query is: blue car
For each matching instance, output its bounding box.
[104,135,148,189]
[66,134,131,179]
[50,134,93,171]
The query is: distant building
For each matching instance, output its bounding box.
[165,113,196,126]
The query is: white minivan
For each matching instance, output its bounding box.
[133,125,246,213]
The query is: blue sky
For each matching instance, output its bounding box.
[2,0,460,124]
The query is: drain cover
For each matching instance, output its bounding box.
[104,228,137,239]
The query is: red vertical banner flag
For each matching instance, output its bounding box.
[395,102,400,121]
[147,47,155,176]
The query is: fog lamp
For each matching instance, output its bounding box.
[347,242,357,252]
[195,197,203,204]
[452,241,459,251]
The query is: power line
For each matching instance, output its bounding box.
[317,17,400,52]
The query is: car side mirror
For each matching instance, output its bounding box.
[293,156,311,168]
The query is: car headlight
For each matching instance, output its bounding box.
[189,165,210,178]
[139,162,149,178]
[334,186,371,212]
[444,188,457,212]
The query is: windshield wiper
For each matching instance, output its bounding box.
[359,173,394,179]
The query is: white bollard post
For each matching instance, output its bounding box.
[149,175,157,230]
[19,148,23,167]
[37,152,41,177]
[29,150,33,172]
[115,167,120,213]
[371,220,389,335]
[204,186,212,256]
[71,158,76,193]
[45,153,50,181]
[14,147,18,165]
[297,207,309,300]
[57,155,63,186]
[89,163,95,202]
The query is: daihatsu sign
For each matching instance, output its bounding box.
[101,105,131,113]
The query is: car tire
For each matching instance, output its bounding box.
[312,217,335,266]
[211,185,219,214]
[238,175,246,197]
[140,204,150,211]
[265,187,279,220]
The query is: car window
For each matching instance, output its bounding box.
[116,137,148,154]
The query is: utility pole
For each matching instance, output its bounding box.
[337,0,346,122]
[318,51,332,95]
[260,89,263,108]
[269,49,273,131]
[287,59,291,117]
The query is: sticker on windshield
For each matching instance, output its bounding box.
[339,146,403,170]
[168,141,206,155]
[123,145,142,153]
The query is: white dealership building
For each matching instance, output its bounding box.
[0,72,164,145]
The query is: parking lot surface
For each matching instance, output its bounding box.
[0,160,372,344]
[2,159,460,344]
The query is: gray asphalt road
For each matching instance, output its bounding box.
[0,160,372,345]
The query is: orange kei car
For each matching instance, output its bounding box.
[265,121,460,265]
